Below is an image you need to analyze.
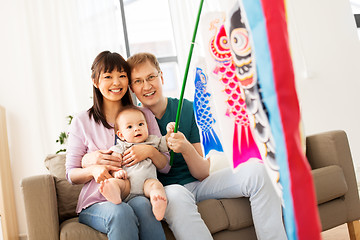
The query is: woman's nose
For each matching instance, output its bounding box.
[113,76,122,85]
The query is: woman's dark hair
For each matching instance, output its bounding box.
[88,51,133,129]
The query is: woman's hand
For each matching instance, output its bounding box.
[122,145,152,167]
[167,131,192,154]
[82,149,122,168]
[89,165,116,183]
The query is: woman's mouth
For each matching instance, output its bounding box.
[110,88,122,93]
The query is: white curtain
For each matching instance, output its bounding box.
[168,0,236,100]
[0,0,126,236]
[17,0,127,153]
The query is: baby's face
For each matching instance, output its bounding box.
[117,110,149,143]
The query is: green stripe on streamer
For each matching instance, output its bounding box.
[170,0,205,166]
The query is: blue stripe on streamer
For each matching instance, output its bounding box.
[240,0,297,239]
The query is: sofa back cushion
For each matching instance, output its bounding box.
[45,154,83,222]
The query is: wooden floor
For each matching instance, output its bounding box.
[322,223,350,240]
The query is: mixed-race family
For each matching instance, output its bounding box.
[65,51,287,240]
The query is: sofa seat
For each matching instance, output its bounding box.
[56,164,348,240]
[60,218,106,240]
[57,197,257,240]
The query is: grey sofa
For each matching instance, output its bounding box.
[21,130,360,239]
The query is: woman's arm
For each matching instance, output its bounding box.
[167,132,210,181]
[69,165,118,184]
[82,149,122,168]
[66,112,120,184]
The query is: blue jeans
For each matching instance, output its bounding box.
[79,196,166,240]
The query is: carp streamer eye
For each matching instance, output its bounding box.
[219,36,230,50]
[230,28,251,57]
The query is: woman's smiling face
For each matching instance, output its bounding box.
[94,68,129,103]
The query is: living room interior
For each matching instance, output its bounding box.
[1,0,360,239]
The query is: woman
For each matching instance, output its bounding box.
[66,51,169,240]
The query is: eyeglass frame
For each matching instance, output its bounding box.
[131,72,161,86]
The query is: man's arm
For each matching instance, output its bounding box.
[168,132,210,181]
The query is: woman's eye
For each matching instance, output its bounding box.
[120,74,127,78]
[104,75,111,79]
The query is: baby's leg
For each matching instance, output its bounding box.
[144,179,167,221]
[99,178,130,204]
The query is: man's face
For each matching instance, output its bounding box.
[130,60,164,108]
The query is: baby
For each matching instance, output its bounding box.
[99,105,173,221]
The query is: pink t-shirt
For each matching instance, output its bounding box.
[66,107,170,213]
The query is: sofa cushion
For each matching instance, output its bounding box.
[221,198,252,230]
[55,177,83,222]
[311,165,348,204]
[45,154,83,222]
[45,154,67,179]
[197,198,253,235]
[198,199,229,234]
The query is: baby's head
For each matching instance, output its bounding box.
[114,106,149,143]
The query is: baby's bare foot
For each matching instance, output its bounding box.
[99,179,122,204]
[151,194,167,221]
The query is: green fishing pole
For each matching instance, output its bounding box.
[170,0,205,166]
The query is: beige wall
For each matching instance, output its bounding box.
[0,1,48,239]
[287,0,360,173]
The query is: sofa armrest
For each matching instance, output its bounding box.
[306,130,360,221]
[306,130,352,169]
[21,174,60,240]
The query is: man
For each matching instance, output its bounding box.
[127,52,287,240]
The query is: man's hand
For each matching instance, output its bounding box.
[82,149,122,168]
[167,131,192,154]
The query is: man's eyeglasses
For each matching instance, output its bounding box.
[131,72,160,86]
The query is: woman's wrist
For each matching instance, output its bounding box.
[82,153,94,168]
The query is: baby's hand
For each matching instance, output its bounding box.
[166,122,175,133]
[113,169,128,180]
[166,122,176,140]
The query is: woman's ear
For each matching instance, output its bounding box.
[92,79,98,88]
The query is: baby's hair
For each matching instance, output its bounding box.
[114,105,147,133]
